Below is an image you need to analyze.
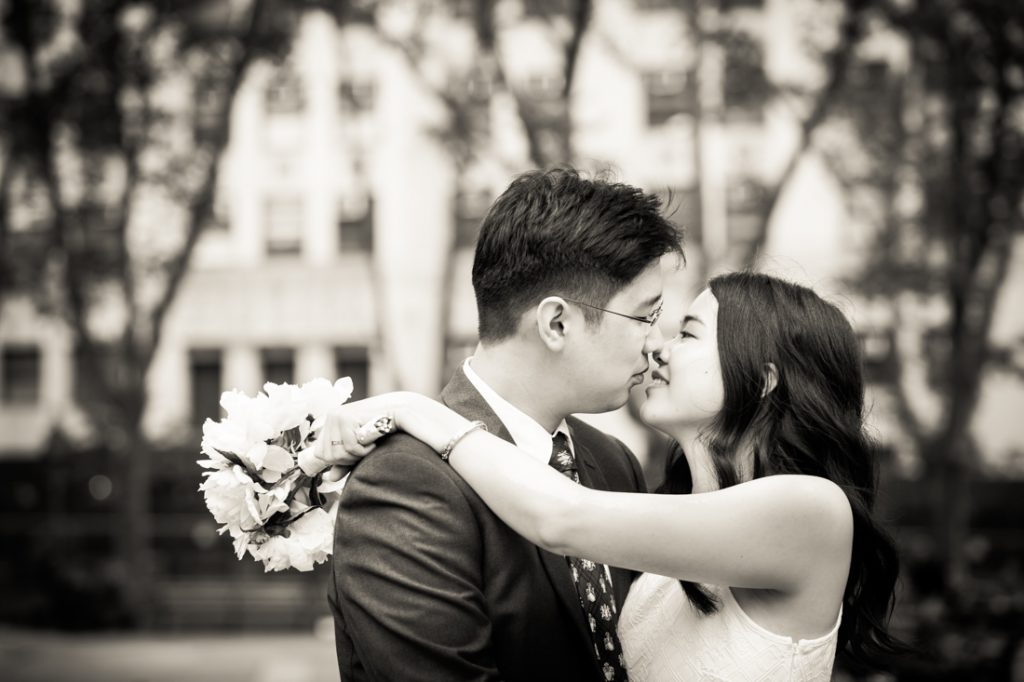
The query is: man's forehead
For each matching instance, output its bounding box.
[615,265,664,305]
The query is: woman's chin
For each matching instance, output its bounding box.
[639,398,672,428]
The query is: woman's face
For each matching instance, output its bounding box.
[641,288,724,430]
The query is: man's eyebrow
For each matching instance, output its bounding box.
[683,314,705,327]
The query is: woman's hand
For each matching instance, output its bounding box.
[298,405,384,477]
[299,392,465,476]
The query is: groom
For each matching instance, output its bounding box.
[329,168,683,680]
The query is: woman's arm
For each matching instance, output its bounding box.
[325,393,854,591]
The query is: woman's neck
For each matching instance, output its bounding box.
[667,428,719,494]
[664,426,755,493]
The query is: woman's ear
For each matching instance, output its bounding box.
[536,296,570,351]
[761,362,779,398]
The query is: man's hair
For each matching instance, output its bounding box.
[472,168,684,342]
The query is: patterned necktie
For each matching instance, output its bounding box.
[549,432,628,682]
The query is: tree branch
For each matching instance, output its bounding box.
[562,0,592,99]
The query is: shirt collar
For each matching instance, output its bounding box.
[463,357,573,463]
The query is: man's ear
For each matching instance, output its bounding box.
[535,296,570,351]
[761,362,779,398]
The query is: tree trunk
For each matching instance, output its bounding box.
[928,435,971,599]
[116,429,155,627]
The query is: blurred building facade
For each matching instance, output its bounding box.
[2,1,1024,651]
[2,1,1023,478]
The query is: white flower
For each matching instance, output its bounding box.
[199,464,293,539]
[221,390,278,447]
[302,377,354,430]
[257,444,296,483]
[262,381,310,434]
[251,507,335,572]
[200,468,264,535]
[200,391,279,471]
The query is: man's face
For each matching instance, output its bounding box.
[563,262,665,414]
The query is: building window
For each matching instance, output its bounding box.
[339,79,375,114]
[517,74,568,160]
[451,0,475,19]
[643,71,694,126]
[73,343,129,407]
[339,195,374,253]
[858,328,897,384]
[720,0,764,9]
[190,349,222,427]
[193,77,225,145]
[2,345,40,405]
[656,186,701,245]
[450,70,492,138]
[265,62,305,115]
[335,347,369,401]
[265,197,304,256]
[261,348,294,385]
[522,0,571,18]
[722,32,768,122]
[725,178,767,244]
[455,190,492,249]
[636,0,680,10]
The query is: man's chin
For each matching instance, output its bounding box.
[573,394,630,415]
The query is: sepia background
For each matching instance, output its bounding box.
[0,0,1022,680]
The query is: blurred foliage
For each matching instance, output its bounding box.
[820,0,1024,603]
[809,2,1024,676]
[0,0,310,625]
[1,3,1022,676]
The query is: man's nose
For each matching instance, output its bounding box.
[644,323,665,355]
[651,335,674,365]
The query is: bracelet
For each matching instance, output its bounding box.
[439,420,488,462]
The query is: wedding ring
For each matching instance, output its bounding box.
[330,440,342,447]
[355,415,396,445]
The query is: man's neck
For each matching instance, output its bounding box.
[470,344,565,433]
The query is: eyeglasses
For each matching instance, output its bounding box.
[562,298,663,326]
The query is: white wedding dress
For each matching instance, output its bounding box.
[618,572,841,682]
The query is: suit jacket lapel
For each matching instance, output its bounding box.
[440,367,514,442]
[569,424,635,613]
[440,368,598,664]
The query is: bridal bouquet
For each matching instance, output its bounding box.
[197,378,353,572]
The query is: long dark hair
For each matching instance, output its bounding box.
[657,271,907,670]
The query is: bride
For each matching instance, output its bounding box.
[314,272,907,680]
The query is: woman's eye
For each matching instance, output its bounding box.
[679,330,696,340]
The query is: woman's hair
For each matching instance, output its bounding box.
[657,271,906,671]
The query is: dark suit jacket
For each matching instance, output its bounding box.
[329,367,647,681]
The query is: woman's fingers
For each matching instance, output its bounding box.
[353,415,397,446]
[316,405,391,468]
[315,408,365,466]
